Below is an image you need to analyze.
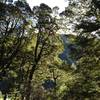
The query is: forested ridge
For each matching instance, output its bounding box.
[0,0,100,100]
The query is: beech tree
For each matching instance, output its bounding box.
[0,1,32,99]
[24,3,59,100]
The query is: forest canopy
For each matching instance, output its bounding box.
[0,0,100,100]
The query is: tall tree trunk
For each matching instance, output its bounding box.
[24,31,45,100]
[3,94,7,100]
[25,64,36,100]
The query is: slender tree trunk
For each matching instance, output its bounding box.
[3,94,7,100]
[24,31,45,100]
[25,64,36,100]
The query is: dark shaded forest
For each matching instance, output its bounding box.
[0,0,100,100]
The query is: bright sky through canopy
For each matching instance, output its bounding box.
[27,0,68,12]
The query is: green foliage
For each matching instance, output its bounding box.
[0,0,100,100]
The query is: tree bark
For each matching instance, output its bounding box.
[3,94,7,100]
[25,64,37,100]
